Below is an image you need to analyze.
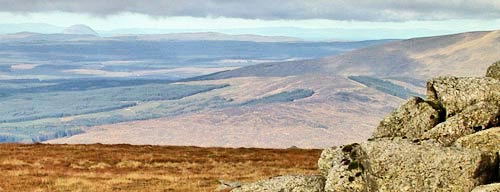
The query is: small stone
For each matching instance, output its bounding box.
[217,180,243,191]
[231,175,325,192]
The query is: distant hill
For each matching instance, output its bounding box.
[0,23,63,34]
[62,24,99,36]
[0,34,391,80]
[0,32,100,42]
[195,30,500,80]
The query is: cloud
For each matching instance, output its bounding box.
[0,0,499,21]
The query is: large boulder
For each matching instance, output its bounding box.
[361,139,495,192]
[322,144,366,192]
[231,175,325,192]
[423,102,500,146]
[455,127,500,156]
[319,139,497,192]
[472,183,500,192]
[371,97,442,139]
[486,61,500,80]
[426,77,500,117]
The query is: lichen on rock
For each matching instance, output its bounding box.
[323,143,366,192]
[318,147,337,176]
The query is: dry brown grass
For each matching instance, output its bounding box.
[0,144,320,192]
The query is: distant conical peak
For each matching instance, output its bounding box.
[62,24,98,36]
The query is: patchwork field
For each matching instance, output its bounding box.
[0,144,321,192]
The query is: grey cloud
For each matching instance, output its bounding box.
[0,0,499,21]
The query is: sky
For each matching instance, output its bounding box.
[0,0,499,40]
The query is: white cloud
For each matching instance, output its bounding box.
[0,0,499,21]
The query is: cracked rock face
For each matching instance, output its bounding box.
[231,175,325,192]
[371,97,442,140]
[424,102,500,146]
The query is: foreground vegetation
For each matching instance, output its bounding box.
[0,144,320,191]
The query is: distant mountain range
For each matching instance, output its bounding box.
[0,31,301,43]
[48,30,500,148]
[0,32,391,80]
[114,32,302,42]
[0,22,463,41]
[0,23,303,42]
[0,23,63,34]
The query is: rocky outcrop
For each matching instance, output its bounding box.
[231,175,325,192]
[232,61,500,192]
[371,97,442,140]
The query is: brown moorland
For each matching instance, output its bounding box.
[0,144,320,192]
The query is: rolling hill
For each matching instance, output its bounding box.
[0,34,392,144]
[193,30,500,80]
[48,30,500,148]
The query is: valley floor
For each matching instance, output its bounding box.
[0,144,320,192]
